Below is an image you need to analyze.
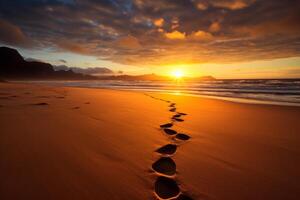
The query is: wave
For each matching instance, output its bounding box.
[20,79,300,106]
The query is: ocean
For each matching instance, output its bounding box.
[22,79,300,106]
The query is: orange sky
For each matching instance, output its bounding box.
[0,0,299,78]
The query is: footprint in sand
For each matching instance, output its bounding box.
[163,128,177,135]
[32,102,49,106]
[148,96,192,199]
[152,157,176,176]
[155,176,180,199]
[169,108,176,112]
[172,114,184,122]
[177,194,194,200]
[156,144,177,155]
[173,114,181,118]
[173,118,184,122]
[160,123,173,128]
[84,102,90,104]
[72,106,80,109]
[175,133,190,141]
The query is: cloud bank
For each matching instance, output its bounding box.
[0,0,299,66]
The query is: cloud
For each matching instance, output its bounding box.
[154,18,164,27]
[195,2,208,11]
[164,30,213,41]
[211,0,254,10]
[165,31,186,40]
[56,40,91,54]
[209,22,221,33]
[116,35,141,49]
[0,0,299,66]
[190,30,213,41]
[234,14,300,37]
[0,19,33,47]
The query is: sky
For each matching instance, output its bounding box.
[0,0,299,78]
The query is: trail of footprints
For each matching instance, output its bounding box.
[146,94,193,200]
[0,91,89,110]
[1,90,193,199]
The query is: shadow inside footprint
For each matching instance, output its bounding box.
[169,103,176,107]
[177,194,193,200]
[176,134,190,141]
[152,157,176,176]
[155,176,180,199]
[156,144,177,155]
[173,118,184,122]
[32,102,49,106]
[163,128,177,135]
[72,106,80,109]
[160,123,173,128]
[169,108,176,112]
[178,112,187,115]
[173,114,181,118]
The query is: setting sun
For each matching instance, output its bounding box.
[171,69,184,79]
[0,1,300,200]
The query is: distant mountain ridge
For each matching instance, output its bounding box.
[0,46,215,81]
[0,46,94,80]
[96,74,215,81]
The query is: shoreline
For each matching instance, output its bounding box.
[1,83,300,200]
[9,80,300,107]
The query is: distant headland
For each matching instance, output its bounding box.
[0,46,215,81]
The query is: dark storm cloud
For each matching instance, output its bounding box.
[0,0,299,65]
[0,19,34,47]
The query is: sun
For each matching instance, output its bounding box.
[171,69,184,79]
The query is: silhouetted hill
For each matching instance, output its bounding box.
[0,46,215,81]
[97,74,170,81]
[97,74,216,81]
[0,46,94,80]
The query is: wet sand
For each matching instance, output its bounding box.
[0,83,300,200]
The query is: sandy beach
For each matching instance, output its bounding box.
[1,83,300,200]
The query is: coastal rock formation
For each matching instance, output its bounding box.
[0,46,94,80]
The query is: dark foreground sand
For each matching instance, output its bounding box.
[0,83,300,200]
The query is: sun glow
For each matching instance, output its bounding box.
[171,69,184,79]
